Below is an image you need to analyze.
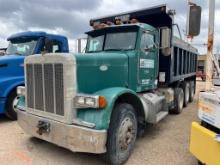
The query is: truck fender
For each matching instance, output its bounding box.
[0,77,24,98]
[77,87,144,130]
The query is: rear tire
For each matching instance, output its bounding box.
[183,82,190,107]
[189,80,195,102]
[106,103,137,165]
[5,90,18,120]
[170,88,184,114]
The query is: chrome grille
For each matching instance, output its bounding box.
[55,64,64,116]
[34,64,44,111]
[26,64,34,108]
[26,63,64,116]
[44,64,54,113]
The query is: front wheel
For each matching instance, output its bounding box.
[106,103,137,165]
[5,91,18,120]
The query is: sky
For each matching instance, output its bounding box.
[0,0,219,54]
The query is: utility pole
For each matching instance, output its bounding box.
[77,38,82,53]
[205,0,215,90]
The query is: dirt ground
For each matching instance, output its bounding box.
[0,81,205,165]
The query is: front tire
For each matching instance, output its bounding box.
[5,91,18,120]
[106,103,137,165]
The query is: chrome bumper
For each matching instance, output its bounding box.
[17,110,107,154]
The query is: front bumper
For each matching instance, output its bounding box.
[17,110,107,154]
[190,122,220,165]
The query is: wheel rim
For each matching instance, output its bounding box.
[185,85,189,103]
[191,86,195,98]
[12,96,19,110]
[118,117,136,151]
[179,91,184,110]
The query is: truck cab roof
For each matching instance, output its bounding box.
[7,31,68,42]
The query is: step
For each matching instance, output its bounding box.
[156,111,168,123]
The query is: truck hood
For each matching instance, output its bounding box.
[0,54,25,79]
[75,52,129,94]
[0,54,25,61]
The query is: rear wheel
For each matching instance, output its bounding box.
[5,90,18,120]
[106,103,137,165]
[170,88,184,114]
[189,80,195,102]
[183,82,190,107]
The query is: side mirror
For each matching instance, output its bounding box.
[186,4,202,37]
[161,27,171,48]
[160,27,171,56]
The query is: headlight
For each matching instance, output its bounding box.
[74,95,107,109]
[85,97,96,107]
[17,86,26,96]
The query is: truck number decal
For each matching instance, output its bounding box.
[140,59,154,68]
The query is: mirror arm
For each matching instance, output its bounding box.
[173,24,182,40]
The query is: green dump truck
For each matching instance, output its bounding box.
[16,4,201,165]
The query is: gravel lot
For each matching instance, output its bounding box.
[0,81,205,165]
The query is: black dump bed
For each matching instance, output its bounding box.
[90,5,198,86]
[160,37,198,86]
[90,4,172,28]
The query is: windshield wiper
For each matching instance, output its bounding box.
[104,48,127,51]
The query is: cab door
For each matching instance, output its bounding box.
[138,31,158,91]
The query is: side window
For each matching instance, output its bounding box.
[140,32,155,51]
[42,39,62,53]
[87,35,104,52]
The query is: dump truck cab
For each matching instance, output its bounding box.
[0,31,69,120]
[78,23,159,93]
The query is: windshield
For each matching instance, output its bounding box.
[86,31,137,52]
[105,32,136,50]
[87,35,104,52]
[6,39,38,56]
